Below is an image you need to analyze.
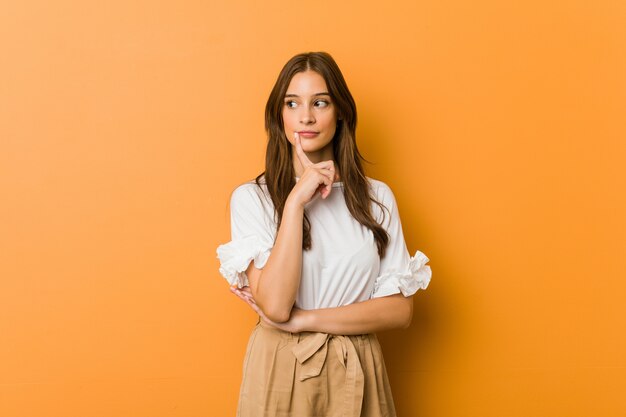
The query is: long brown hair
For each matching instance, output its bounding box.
[253,51,391,258]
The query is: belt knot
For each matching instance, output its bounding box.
[291,332,365,417]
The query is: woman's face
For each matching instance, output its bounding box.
[282,70,338,154]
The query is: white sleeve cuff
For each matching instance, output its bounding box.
[216,235,272,288]
[371,250,432,298]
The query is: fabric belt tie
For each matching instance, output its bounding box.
[291,332,365,417]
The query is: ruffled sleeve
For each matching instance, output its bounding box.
[370,182,432,298]
[215,183,276,289]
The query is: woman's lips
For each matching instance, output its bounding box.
[297,131,319,138]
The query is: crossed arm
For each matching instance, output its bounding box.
[231,279,414,335]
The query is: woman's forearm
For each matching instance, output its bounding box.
[253,197,304,322]
[299,294,414,335]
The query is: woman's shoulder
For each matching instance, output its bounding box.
[230,176,273,209]
[365,176,394,200]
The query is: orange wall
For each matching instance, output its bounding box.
[1,1,625,416]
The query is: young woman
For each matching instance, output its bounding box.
[216,51,432,417]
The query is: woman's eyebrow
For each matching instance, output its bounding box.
[284,92,330,98]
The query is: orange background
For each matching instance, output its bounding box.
[1,1,625,416]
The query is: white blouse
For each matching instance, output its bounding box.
[216,176,431,310]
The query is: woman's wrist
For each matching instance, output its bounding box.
[285,194,305,211]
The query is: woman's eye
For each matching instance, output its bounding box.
[285,99,329,109]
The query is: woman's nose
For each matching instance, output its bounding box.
[300,106,315,124]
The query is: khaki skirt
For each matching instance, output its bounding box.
[236,319,397,417]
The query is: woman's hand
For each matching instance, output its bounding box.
[289,132,339,206]
[229,285,309,333]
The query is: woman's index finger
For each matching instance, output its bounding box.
[294,132,313,168]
